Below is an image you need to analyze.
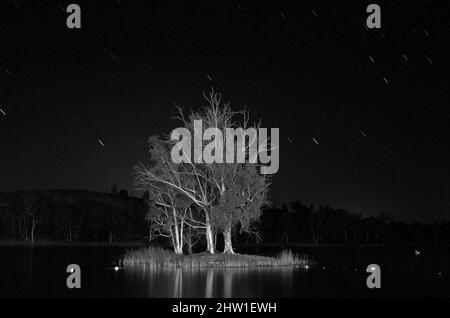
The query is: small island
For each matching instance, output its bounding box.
[122,247,310,268]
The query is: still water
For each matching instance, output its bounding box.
[0,246,448,297]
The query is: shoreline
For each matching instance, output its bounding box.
[0,241,440,248]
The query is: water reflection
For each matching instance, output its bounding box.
[2,247,444,297]
[123,265,296,298]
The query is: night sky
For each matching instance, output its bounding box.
[0,1,448,222]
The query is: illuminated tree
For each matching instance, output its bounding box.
[135,136,214,253]
[135,90,272,254]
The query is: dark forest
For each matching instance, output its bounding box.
[1,189,448,247]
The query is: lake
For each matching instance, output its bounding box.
[0,246,448,297]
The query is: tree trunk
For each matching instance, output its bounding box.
[223,224,234,254]
[179,219,184,254]
[74,216,84,241]
[31,219,36,243]
[214,231,218,251]
[172,208,182,254]
[170,228,177,253]
[187,210,194,254]
[205,211,215,254]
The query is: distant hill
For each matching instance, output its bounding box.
[0,189,140,206]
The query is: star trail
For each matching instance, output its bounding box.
[0,0,448,222]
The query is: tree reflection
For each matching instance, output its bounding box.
[124,265,296,297]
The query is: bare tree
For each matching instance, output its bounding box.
[135,136,214,253]
[186,90,271,253]
[135,89,272,254]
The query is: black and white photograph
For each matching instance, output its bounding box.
[0,0,448,311]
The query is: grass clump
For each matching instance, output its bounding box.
[122,247,311,268]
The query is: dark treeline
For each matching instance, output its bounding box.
[0,190,448,246]
[252,202,450,247]
[0,189,146,243]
